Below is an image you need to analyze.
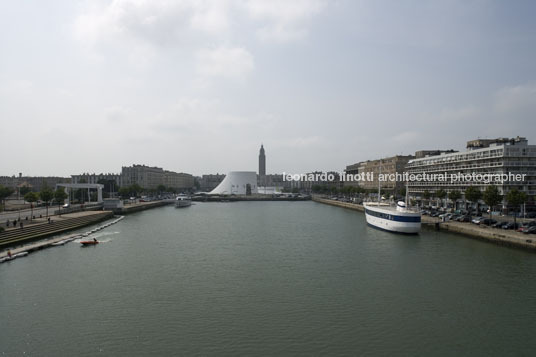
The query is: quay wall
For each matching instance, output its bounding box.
[312,196,536,252]
[193,195,311,202]
[116,200,172,214]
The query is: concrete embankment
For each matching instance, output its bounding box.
[0,215,124,262]
[114,200,173,214]
[0,211,114,249]
[192,195,311,202]
[312,196,536,252]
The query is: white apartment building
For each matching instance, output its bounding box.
[406,137,536,201]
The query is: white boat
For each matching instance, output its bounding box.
[363,159,421,234]
[364,201,421,234]
[175,195,192,208]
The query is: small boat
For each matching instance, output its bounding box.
[175,194,192,208]
[80,239,99,246]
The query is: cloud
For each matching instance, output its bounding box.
[244,0,326,43]
[279,135,328,149]
[195,46,254,81]
[493,83,536,117]
[105,105,133,123]
[416,83,536,145]
[0,80,34,95]
[73,0,229,47]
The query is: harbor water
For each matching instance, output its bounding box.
[1,201,536,356]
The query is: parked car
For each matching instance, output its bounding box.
[524,226,536,234]
[457,215,472,222]
[491,221,504,228]
[502,222,519,230]
[480,218,497,226]
[471,217,483,224]
[62,203,70,208]
[518,221,536,231]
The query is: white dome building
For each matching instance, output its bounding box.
[209,171,258,195]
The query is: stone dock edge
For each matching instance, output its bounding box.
[312,196,536,252]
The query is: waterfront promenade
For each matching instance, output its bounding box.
[0,210,113,251]
[313,196,536,251]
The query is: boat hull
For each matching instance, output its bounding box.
[364,204,421,234]
[175,200,192,208]
[80,241,99,245]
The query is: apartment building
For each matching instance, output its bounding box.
[406,136,536,199]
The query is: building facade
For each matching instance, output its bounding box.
[121,164,194,191]
[200,174,226,192]
[163,171,195,191]
[71,173,122,187]
[343,163,363,188]
[0,174,70,192]
[358,155,415,193]
[406,136,536,201]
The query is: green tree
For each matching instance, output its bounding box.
[54,188,68,216]
[448,190,462,210]
[19,186,31,197]
[506,188,527,227]
[436,189,447,208]
[464,186,482,213]
[423,190,431,206]
[118,187,130,199]
[24,192,39,220]
[40,185,54,218]
[130,184,143,196]
[194,179,201,191]
[157,184,166,194]
[483,185,501,223]
[0,185,15,211]
[399,187,407,200]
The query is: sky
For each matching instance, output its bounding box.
[1,0,535,177]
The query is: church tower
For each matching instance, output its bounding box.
[259,144,266,176]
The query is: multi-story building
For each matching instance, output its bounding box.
[71,173,122,187]
[163,171,194,191]
[357,155,415,193]
[0,173,70,192]
[200,174,226,192]
[121,165,164,189]
[406,136,536,201]
[262,174,293,191]
[343,162,363,188]
[293,171,342,193]
[415,149,458,159]
[121,164,193,191]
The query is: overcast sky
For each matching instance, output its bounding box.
[1,0,535,177]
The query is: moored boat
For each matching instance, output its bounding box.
[364,201,421,234]
[364,159,421,234]
[175,194,192,208]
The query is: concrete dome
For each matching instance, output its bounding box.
[210,171,258,195]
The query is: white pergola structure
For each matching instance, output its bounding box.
[56,183,104,203]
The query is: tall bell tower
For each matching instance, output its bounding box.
[259,144,266,176]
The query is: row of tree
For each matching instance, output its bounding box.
[313,183,529,215]
[22,186,69,219]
